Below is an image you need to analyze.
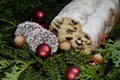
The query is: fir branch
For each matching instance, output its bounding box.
[1,60,35,80]
[0,0,8,4]
[79,64,104,80]
[107,68,120,80]
[96,40,120,68]
[0,19,15,26]
[0,60,11,69]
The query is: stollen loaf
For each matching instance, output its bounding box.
[49,0,120,54]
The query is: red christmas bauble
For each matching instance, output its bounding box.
[36,43,51,59]
[65,66,80,80]
[32,9,45,21]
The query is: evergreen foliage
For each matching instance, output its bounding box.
[0,0,120,80]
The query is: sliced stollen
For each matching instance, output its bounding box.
[49,0,120,54]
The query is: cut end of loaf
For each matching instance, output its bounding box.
[49,17,93,54]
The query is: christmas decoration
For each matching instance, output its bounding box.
[92,53,104,65]
[36,43,51,59]
[58,40,71,52]
[15,21,58,54]
[65,66,80,80]
[13,35,25,48]
[32,9,45,22]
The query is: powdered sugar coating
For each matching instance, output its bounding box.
[15,21,40,37]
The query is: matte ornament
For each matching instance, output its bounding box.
[92,53,104,64]
[36,43,51,59]
[13,35,25,48]
[65,66,80,80]
[58,40,71,52]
